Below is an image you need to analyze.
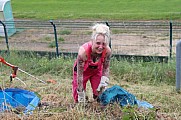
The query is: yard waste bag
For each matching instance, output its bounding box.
[0,88,40,114]
[98,85,153,109]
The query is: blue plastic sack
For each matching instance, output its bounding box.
[136,100,153,109]
[0,88,40,114]
[98,85,153,109]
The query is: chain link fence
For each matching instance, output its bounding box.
[0,20,181,61]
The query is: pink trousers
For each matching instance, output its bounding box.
[72,66,102,102]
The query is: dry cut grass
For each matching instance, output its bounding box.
[0,73,180,120]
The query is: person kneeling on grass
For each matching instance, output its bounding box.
[72,23,112,103]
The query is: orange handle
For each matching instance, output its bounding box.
[0,56,15,68]
[0,56,18,78]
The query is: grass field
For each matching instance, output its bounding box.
[11,0,181,20]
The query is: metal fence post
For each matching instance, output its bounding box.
[105,22,111,49]
[169,21,172,59]
[176,40,181,91]
[0,20,10,54]
[50,20,59,57]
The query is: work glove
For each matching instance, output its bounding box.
[77,90,86,103]
[97,76,109,92]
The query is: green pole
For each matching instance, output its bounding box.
[105,22,111,49]
[50,20,59,58]
[0,20,10,54]
[170,21,172,59]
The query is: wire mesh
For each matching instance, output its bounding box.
[0,20,181,56]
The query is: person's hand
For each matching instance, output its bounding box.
[97,76,109,92]
[77,90,86,103]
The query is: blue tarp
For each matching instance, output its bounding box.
[98,85,153,109]
[0,88,40,114]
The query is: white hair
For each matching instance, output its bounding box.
[91,23,110,45]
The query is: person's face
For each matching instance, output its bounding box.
[92,34,107,54]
